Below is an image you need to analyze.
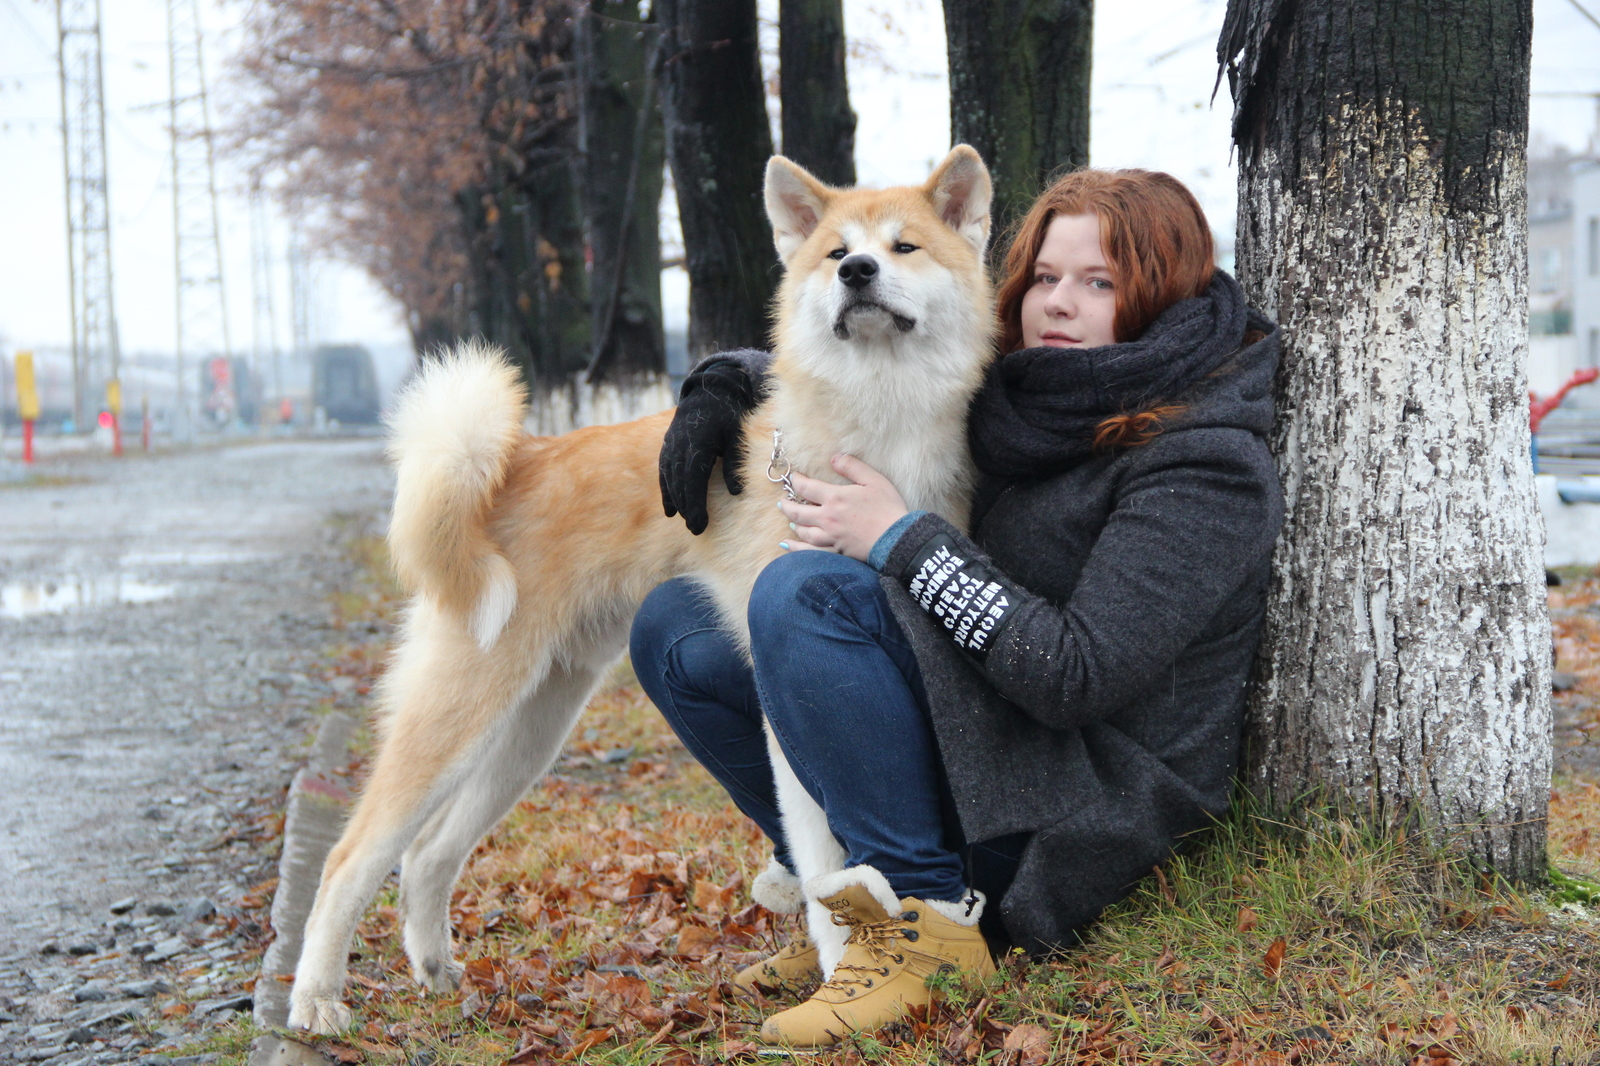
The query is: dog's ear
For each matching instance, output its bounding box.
[925,145,992,256]
[765,156,834,263]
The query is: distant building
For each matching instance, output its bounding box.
[1529,146,1588,399]
[1576,160,1600,378]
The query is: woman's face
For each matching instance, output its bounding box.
[1019,213,1118,349]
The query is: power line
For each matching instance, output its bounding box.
[1569,0,1600,34]
[0,0,53,57]
[166,0,233,431]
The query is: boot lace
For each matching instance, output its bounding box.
[818,910,918,996]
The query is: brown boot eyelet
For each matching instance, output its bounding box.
[889,956,903,965]
[903,930,919,941]
[902,911,919,921]
[863,979,874,988]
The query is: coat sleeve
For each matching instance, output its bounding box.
[881,429,1282,732]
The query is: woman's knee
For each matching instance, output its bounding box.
[748,550,887,645]
[630,577,704,673]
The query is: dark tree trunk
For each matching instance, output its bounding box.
[458,162,591,389]
[657,0,778,359]
[1220,0,1548,878]
[943,0,1092,248]
[779,0,856,187]
[577,0,667,384]
[408,316,457,359]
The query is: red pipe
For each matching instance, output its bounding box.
[1530,367,1599,434]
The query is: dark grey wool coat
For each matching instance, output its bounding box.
[878,325,1284,953]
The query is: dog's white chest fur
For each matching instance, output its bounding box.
[765,345,978,526]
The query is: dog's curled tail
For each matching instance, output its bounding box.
[386,340,526,650]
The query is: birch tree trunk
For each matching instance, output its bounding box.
[657,0,777,359]
[1220,0,1549,877]
[779,0,856,187]
[943,0,1092,244]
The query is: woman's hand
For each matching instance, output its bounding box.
[779,454,909,563]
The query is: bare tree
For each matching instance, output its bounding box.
[577,0,666,383]
[1219,0,1548,877]
[657,0,777,359]
[943,0,1093,245]
[234,0,590,387]
[780,0,856,187]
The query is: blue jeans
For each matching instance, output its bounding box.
[630,551,1025,914]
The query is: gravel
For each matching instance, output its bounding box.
[0,437,394,1064]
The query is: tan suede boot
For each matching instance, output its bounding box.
[731,933,820,994]
[758,866,995,1048]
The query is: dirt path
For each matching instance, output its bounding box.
[0,438,393,1063]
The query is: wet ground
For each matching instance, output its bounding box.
[0,438,393,1062]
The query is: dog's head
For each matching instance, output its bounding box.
[764,146,995,383]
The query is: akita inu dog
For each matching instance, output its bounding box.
[288,146,997,1033]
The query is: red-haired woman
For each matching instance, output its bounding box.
[632,169,1282,1046]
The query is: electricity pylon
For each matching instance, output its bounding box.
[248,178,282,399]
[288,219,314,360]
[56,0,122,431]
[166,0,232,429]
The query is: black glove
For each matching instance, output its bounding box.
[660,351,771,535]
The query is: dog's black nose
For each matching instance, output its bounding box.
[836,254,878,289]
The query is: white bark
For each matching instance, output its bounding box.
[523,372,675,435]
[1239,101,1550,872]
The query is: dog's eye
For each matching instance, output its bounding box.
[892,243,919,255]
[828,247,848,260]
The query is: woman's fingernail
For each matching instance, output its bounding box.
[788,522,796,531]
[779,541,790,551]
[776,500,784,510]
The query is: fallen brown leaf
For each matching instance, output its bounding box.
[1237,906,1260,932]
[692,878,726,915]
[675,923,719,957]
[1263,936,1286,977]
[1152,864,1177,904]
[1001,1022,1053,1065]
[506,1035,554,1065]
[559,1027,612,1061]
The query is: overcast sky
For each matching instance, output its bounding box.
[1,0,1597,360]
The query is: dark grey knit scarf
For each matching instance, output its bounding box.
[968,270,1250,480]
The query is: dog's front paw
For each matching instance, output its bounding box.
[412,954,465,994]
[288,990,353,1035]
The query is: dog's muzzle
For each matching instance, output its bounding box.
[832,295,917,340]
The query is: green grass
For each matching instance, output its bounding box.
[212,534,1600,1065]
[235,707,1599,1065]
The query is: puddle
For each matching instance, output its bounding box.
[1,575,176,618]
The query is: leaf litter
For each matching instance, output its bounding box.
[208,542,1600,1065]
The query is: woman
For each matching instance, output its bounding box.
[631,169,1283,1047]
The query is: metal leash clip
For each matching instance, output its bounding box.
[766,428,802,503]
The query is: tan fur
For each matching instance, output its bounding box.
[288,147,996,1033]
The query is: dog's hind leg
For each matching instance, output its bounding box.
[289,621,535,1034]
[288,739,469,1034]
[397,656,613,991]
